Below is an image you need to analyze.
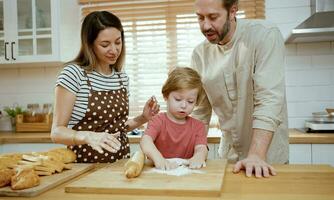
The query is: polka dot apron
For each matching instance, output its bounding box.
[68,72,130,163]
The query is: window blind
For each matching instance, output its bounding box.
[79,0,265,127]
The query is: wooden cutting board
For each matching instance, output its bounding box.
[0,163,94,197]
[65,159,227,197]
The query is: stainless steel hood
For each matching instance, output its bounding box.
[286,0,334,43]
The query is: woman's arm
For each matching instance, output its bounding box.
[51,86,81,145]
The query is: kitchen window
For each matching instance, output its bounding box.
[79,0,265,127]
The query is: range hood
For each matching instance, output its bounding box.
[286,0,334,43]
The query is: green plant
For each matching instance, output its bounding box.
[3,106,24,118]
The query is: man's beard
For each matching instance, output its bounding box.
[203,15,231,44]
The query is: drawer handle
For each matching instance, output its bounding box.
[4,42,9,61]
[11,42,16,60]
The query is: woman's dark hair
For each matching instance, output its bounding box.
[70,11,125,72]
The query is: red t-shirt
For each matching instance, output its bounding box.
[144,112,207,159]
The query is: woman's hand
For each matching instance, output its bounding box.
[142,96,160,121]
[85,132,121,154]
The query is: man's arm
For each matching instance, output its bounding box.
[190,51,213,134]
[234,27,286,178]
[248,129,273,160]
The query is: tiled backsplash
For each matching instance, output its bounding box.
[267,0,334,128]
[0,1,334,128]
[0,66,62,110]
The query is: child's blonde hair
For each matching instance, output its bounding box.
[162,67,203,105]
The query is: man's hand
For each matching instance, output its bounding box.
[233,128,276,178]
[233,154,276,178]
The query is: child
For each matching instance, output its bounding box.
[140,67,208,170]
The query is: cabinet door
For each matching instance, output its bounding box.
[0,0,15,63]
[14,0,54,62]
[312,144,334,166]
[207,144,216,159]
[0,0,5,62]
[289,144,312,164]
[130,144,140,154]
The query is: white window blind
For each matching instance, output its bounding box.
[79,0,265,127]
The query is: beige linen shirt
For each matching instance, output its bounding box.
[191,19,289,164]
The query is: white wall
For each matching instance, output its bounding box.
[266,0,334,128]
[0,0,334,129]
[0,66,61,108]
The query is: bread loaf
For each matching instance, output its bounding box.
[0,168,15,187]
[38,148,76,164]
[124,151,145,178]
[11,168,40,190]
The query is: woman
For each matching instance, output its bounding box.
[51,11,159,163]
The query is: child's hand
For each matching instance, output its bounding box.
[154,157,179,170]
[142,96,160,121]
[188,156,206,169]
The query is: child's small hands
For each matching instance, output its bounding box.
[188,157,206,169]
[142,96,160,121]
[154,158,179,170]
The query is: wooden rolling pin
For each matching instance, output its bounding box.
[124,150,145,178]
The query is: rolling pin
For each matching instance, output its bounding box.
[124,150,145,178]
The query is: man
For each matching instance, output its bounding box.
[191,0,288,178]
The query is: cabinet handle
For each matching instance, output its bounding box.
[4,42,9,61]
[11,42,16,60]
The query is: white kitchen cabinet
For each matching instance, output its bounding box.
[207,144,217,159]
[311,144,334,166]
[0,143,65,154]
[289,144,334,166]
[0,0,80,65]
[130,144,140,154]
[289,144,312,164]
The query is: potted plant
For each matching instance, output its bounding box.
[3,106,24,129]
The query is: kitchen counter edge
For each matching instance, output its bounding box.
[0,129,334,144]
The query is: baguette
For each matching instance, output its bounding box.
[124,151,145,178]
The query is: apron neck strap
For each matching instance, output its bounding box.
[83,71,93,90]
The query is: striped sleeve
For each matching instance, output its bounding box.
[56,64,82,95]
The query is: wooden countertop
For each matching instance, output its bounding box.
[1,162,333,200]
[1,129,334,144]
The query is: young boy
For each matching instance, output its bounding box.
[140,67,208,170]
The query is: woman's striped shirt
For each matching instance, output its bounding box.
[56,64,129,128]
